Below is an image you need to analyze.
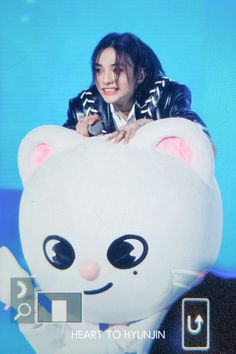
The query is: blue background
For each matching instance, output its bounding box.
[1,1,236,353]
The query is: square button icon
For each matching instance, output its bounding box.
[37,292,82,323]
[182,298,210,351]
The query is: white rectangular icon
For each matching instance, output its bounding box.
[51,300,67,322]
[37,292,82,323]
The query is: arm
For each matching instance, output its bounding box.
[63,88,99,130]
[158,82,216,156]
[63,96,86,130]
[63,98,80,130]
[63,89,102,135]
[159,83,207,127]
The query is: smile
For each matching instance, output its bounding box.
[83,282,113,295]
[102,88,118,95]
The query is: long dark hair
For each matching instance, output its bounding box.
[90,32,165,103]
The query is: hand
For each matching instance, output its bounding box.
[106,118,153,144]
[75,115,100,137]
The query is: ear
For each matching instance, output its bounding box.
[131,118,215,184]
[18,125,82,185]
[136,68,146,84]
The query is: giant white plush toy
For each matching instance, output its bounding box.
[0,118,222,353]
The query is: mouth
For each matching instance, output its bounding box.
[83,282,113,295]
[102,88,119,95]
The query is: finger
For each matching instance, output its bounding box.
[76,121,86,135]
[124,129,136,144]
[123,129,133,144]
[78,121,90,137]
[79,115,100,136]
[87,115,100,124]
[75,122,81,133]
[76,115,100,135]
[106,131,120,141]
[113,131,126,143]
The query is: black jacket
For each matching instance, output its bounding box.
[63,77,208,134]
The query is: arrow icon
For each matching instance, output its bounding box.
[182,298,210,350]
[187,315,204,335]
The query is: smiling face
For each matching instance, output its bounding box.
[43,234,149,296]
[19,143,175,323]
[95,47,141,111]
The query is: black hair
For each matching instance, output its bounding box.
[90,32,165,103]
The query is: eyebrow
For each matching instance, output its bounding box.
[95,63,126,68]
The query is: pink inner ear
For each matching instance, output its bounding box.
[31,143,53,168]
[155,136,192,163]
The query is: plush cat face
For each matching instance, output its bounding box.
[18,118,222,324]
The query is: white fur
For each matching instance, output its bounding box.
[0,118,222,353]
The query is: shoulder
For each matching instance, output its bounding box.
[135,77,192,118]
[161,80,192,105]
[151,77,190,96]
[147,78,193,107]
[137,77,185,105]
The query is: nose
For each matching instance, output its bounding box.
[102,70,114,84]
[79,260,101,281]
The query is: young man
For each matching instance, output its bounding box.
[63,32,210,145]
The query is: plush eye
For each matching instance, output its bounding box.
[107,235,148,269]
[43,235,75,270]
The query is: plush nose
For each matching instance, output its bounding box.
[79,260,100,281]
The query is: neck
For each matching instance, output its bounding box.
[113,103,134,117]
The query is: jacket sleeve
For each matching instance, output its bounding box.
[158,83,209,134]
[63,89,101,130]
[63,97,84,130]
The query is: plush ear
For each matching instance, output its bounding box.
[131,118,214,184]
[18,125,82,185]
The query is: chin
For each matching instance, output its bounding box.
[101,95,118,104]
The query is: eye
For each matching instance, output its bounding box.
[43,235,75,270]
[107,235,148,269]
[114,68,123,74]
[114,65,124,75]
[95,66,102,74]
